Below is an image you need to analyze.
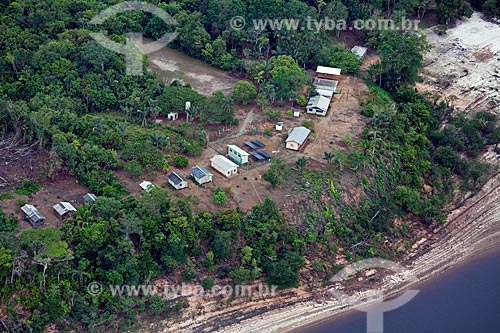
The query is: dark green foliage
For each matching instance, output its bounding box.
[15,179,40,196]
[0,208,17,233]
[173,155,189,168]
[232,81,257,105]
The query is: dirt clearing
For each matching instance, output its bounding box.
[138,39,238,97]
[420,13,500,113]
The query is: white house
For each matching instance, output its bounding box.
[168,172,188,190]
[140,181,155,192]
[313,78,338,98]
[191,166,213,185]
[211,155,238,177]
[316,66,342,80]
[227,145,249,165]
[53,202,77,219]
[286,126,311,151]
[307,95,331,116]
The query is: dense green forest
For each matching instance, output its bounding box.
[1,0,499,332]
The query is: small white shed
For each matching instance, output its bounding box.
[211,155,238,178]
[191,166,213,185]
[276,122,284,131]
[140,181,155,192]
[168,172,188,190]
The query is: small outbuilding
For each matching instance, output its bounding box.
[167,112,178,121]
[286,126,311,151]
[351,46,368,62]
[275,122,284,131]
[211,155,238,178]
[227,145,249,165]
[168,172,189,190]
[140,181,155,192]
[191,166,213,185]
[316,66,342,80]
[307,95,331,116]
[293,110,300,117]
[53,202,77,219]
[83,193,97,205]
[21,204,45,227]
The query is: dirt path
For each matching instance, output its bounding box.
[236,106,257,137]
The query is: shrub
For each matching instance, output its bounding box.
[15,179,40,196]
[232,81,257,105]
[200,277,215,290]
[124,161,144,178]
[301,120,315,131]
[173,155,189,168]
[296,95,307,106]
[263,108,281,121]
[213,187,228,206]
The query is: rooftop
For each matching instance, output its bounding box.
[286,126,311,145]
[307,95,331,112]
[316,66,342,76]
[351,46,368,60]
[53,202,77,216]
[168,172,187,185]
[191,166,213,179]
[140,181,155,192]
[21,204,46,221]
[228,144,249,156]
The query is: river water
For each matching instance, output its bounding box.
[298,247,500,333]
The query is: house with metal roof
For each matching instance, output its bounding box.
[191,166,213,185]
[53,202,77,219]
[351,46,368,61]
[83,193,97,205]
[313,78,338,98]
[286,126,311,151]
[140,181,155,192]
[307,95,331,116]
[211,155,238,178]
[227,145,249,165]
[316,66,342,80]
[21,204,46,227]
[168,172,188,190]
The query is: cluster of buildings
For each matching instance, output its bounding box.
[21,193,97,227]
[306,66,340,116]
[154,140,273,191]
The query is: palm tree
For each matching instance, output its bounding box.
[295,157,308,169]
[323,151,334,164]
[186,104,200,123]
[118,121,127,144]
[136,109,147,128]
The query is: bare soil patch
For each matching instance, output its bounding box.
[420,13,500,113]
[139,40,238,97]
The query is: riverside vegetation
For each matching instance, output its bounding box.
[0,0,499,332]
